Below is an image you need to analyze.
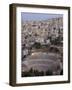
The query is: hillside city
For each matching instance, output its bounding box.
[21,17,63,77]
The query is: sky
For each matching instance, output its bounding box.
[21,12,63,22]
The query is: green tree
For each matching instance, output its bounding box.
[60,70,63,75]
[46,70,53,75]
[32,42,42,49]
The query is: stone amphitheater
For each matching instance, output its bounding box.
[22,51,62,75]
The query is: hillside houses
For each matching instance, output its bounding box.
[22,17,63,47]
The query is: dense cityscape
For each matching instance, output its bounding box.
[21,17,63,77]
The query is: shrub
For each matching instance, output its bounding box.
[46,70,53,75]
[32,42,42,49]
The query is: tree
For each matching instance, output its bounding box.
[46,70,53,75]
[29,68,34,76]
[22,71,30,77]
[32,42,42,49]
[40,71,44,76]
[33,70,39,76]
[60,70,63,75]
